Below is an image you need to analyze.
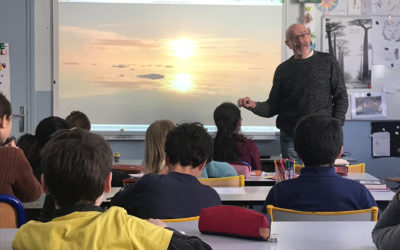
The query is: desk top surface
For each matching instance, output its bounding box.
[0,221,376,250]
[166,221,377,250]
[104,185,394,203]
[246,172,379,182]
[23,172,393,209]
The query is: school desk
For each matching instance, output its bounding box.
[165,220,377,250]
[0,221,377,250]
[21,172,392,209]
[103,186,395,207]
[245,172,380,186]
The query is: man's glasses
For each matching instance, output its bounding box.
[286,32,310,42]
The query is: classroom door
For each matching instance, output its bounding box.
[0,0,33,138]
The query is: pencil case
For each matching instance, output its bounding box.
[198,205,271,241]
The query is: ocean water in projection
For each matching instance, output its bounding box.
[58,3,282,126]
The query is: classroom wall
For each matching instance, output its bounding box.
[5,0,400,184]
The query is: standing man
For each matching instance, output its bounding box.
[238,23,348,160]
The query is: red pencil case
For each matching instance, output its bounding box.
[198,205,271,241]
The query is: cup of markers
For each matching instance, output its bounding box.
[274,159,295,183]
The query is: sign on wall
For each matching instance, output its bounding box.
[0,42,10,100]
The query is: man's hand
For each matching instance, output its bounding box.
[237,97,256,110]
[4,136,16,147]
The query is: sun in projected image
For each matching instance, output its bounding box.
[169,39,196,58]
[171,73,194,93]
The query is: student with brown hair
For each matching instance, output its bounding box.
[65,110,91,130]
[0,93,42,202]
[144,120,175,174]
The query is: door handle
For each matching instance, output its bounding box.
[12,106,24,133]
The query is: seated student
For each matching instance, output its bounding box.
[112,123,222,219]
[65,110,91,130]
[144,119,235,178]
[13,129,211,250]
[200,160,237,178]
[262,114,377,213]
[213,102,261,170]
[0,93,42,202]
[65,110,128,187]
[144,119,176,174]
[372,192,400,249]
[16,134,41,181]
[16,116,70,222]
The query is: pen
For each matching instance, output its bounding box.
[4,135,15,145]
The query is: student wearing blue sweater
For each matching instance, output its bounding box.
[112,123,221,219]
[262,114,377,213]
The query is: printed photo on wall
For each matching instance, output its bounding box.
[322,17,372,89]
[351,93,387,119]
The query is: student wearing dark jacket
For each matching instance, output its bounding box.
[112,123,221,219]
[262,114,377,213]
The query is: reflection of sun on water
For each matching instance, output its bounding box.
[171,73,193,93]
[169,39,196,58]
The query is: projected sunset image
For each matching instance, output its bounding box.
[58,3,282,126]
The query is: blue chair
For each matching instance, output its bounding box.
[0,194,26,228]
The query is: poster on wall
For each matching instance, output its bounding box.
[0,42,10,100]
[322,17,372,89]
[351,93,387,119]
[371,0,400,15]
[371,16,400,68]
[316,0,348,15]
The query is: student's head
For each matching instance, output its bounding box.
[213,102,241,134]
[165,123,212,169]
[145,120,176,174]
[294,114,343,166]
[17,134,41,169]
[0,93,12,143]
[285,23,311,59]
[213,102,241,162]
[41,129,113,208]
[35,116,70,148]
[65,110,91,131]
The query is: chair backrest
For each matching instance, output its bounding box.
[229,164,251,179]
[266,205,378,222]
[347,163,365,173]
[112,164,144,174]
[162,216,199,222]
[294,164,304,174]
[0,194,26,228]
[199,175,245,187]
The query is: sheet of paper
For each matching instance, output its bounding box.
[213,187,246,194]
[382,67,400,93]
[372,131,390,156]
[348,0,362,15]
[371,16,400,67]
[361,0,372,14]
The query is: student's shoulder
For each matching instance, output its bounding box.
[102,207,173,241]
[314,51,336,62]
[138,172,162,183]
[0,146,30,165]
[336,176,369,190]
[199,182,220,197]
[0,146,24,155]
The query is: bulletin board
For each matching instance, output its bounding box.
[303,0,400,121]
